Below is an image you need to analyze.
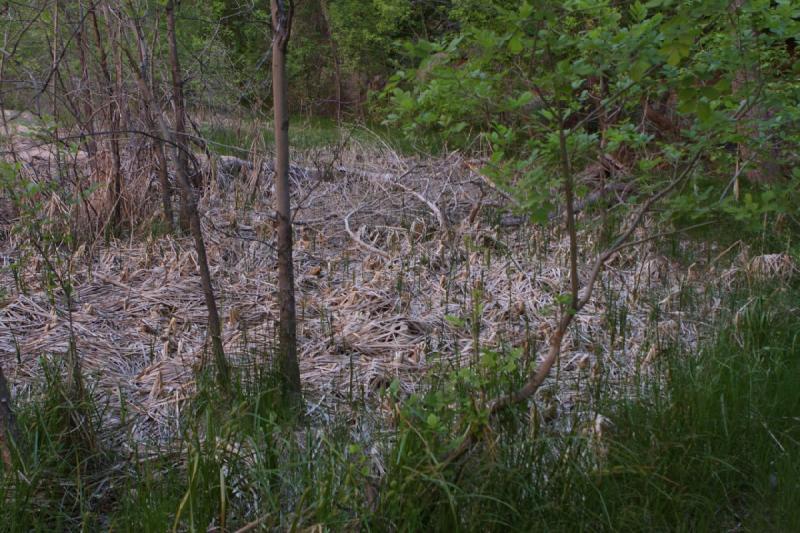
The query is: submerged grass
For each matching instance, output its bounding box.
[2,281,799,531]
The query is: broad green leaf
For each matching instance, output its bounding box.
[695,101,712,123]
[631,58,650,81]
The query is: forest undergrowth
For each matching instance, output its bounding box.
[1,118,799,530]
[2,258,799,531]
[1,0,799,529]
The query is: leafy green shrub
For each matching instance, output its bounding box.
[381,1,800,238]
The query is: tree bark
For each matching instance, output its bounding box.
[165,0,229,389]
[559,118,579,308]
[89,2,124,228]
[152,137,175,232]
[128,10,174,232]
[77,0,98,164]
[319,0,342,122]
[271,0,302,400]
[165,3,191,232]
[0,364,19,468]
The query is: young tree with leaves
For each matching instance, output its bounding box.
[383,0,800,461]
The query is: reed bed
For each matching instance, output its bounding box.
[1,119,794,449]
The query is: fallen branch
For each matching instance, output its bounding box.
[367,165,449,232]
[344,206,391,260]
[206,153,406,187]
[392,179,449,232]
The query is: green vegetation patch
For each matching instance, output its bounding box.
[3,281,798,531]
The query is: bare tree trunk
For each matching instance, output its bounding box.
[111,11,126,136]
[559,119,579,308]
[128,11,173,231]
[89,2,123,228]
[165,0,228,390]
[50,0,59,119]
[152,138,175,231]
[319,0,342,123]
[1,19,23,466]
[166,1,195,231]
[0,364,19,468]
[106,5,126,227]
[271,0,301,400]
[77,0,98,163]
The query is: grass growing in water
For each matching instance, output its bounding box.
[2,282,798,530]
[569,283,800,531]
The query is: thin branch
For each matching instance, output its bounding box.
[344,205,391,260]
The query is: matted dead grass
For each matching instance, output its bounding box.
[0,129,790,445]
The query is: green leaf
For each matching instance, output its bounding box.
[445,314,466,328]
[630,1,648,22]
[509,91,534,109]
[447,35,464,52]
[631,58,650,81]
[695,101,712,123]
[661,40,691,66]
[555,293,573,305]
[528,204,550,224]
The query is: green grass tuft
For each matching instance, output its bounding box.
[3,283,799,531]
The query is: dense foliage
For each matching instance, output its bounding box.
[381,1,800,237]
